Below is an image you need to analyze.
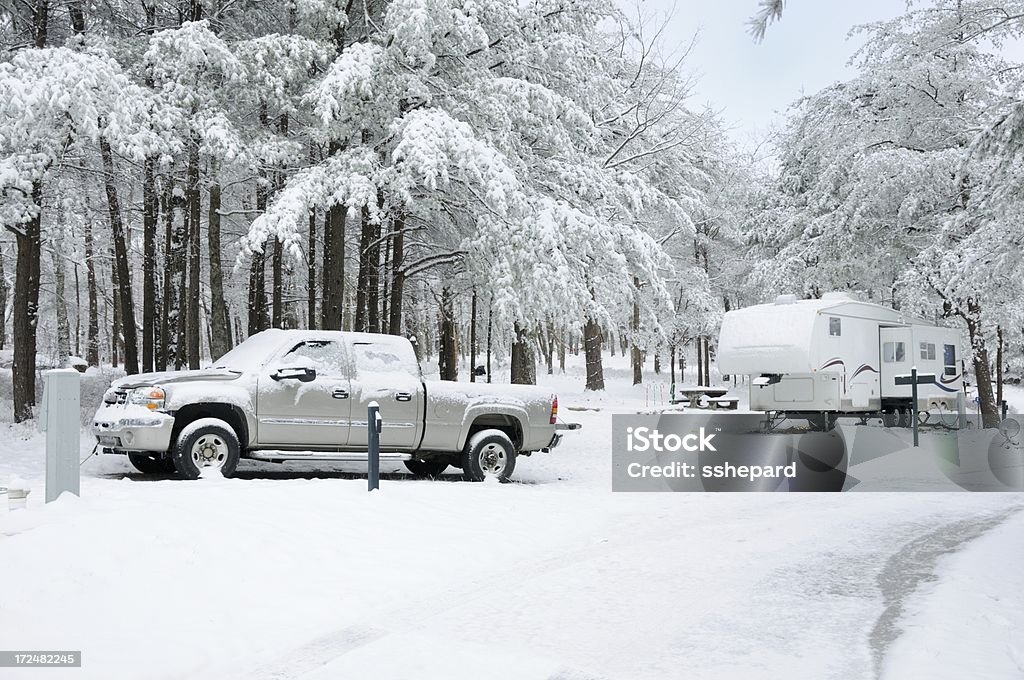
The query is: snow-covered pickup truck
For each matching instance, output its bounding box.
[92,329,576,481]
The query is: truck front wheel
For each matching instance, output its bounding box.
[462,430,517,482]
[170,418,241,479]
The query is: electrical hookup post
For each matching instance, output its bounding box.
[894,367,936,448]
[39,369,81,503]
[368,401,382,492]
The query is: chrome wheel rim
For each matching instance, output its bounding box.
[191,434,228,469]
[479,442,507,476]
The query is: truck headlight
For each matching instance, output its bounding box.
[128,386,166,411]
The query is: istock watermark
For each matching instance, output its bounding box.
[611,414,1024,493]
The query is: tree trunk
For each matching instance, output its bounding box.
[703,336,711,385]
[248,180,269,335]
[631,277,642,385]
[0,241,7,350]
[142,156,158,371]
[307,207,317,330]
[84,219,99,367]
[367,210,381,334]
[207,175,230,359]
[272,238,283,328]
[67,0,85,35]
[511,323,536,385]
[696,337,704,386]
[99,136,139,374]
[388,215,405,335]
[584,318,604,391]
[486,305,493,383]
[321,204,345,330]
[73,261,80,356]
[438,286,458,381]
[964,299,998,427]
[185,136,201,369]
[10,179,43,421]
[111,245,120,368]
[670,346,676,385]
[469,290,477,382]
[558,331,565,373]
[247,249,267,335]
[32,0,48,47]
[355,206,372,332]
[52,248,70,361]
[996,325,1004,414]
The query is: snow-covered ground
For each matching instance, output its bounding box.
[1,354,1023,679]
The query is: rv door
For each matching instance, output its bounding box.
[879,327,913,399]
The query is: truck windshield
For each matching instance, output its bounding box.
[210,331,285,371]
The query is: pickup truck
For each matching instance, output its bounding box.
[92,329,577,481]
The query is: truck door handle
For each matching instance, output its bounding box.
[332,389,349,399]
[395,391,413,402]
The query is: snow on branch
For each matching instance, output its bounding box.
[238,147,381,266]
[748,0,784,43]
[390,107,520,213]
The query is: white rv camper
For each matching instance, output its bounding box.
[717,293,965,424]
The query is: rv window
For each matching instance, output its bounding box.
[944,344,957,377]
[883,342,905,363]
[829,317,841,336]
[882,342,905,363]
[920,343,936,361]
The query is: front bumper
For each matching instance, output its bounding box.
[92,406,175,453]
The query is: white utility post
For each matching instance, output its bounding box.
[40,369,81,503]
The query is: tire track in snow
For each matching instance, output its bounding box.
[869,508,1024,678]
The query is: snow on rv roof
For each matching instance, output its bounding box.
[717,295,928,375]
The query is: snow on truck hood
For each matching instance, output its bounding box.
[113,369,242,389]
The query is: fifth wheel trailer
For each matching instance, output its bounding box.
[717,293,965,424]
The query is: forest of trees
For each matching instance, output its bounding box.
[1,0,1023,426]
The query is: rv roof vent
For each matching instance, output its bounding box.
[821,291,854,301]
[774,294,798,305]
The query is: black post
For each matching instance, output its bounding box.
[368,401,381,491]
[911,367,919,448]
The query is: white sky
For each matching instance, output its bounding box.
[633,0,908,147]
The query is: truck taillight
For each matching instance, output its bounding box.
[550,396,558,425]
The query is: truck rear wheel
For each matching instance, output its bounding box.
[462,429,516,482]
[128,453,175,474]
[170,418,241,479]
[404,458,451,478]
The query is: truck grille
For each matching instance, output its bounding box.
[104,389,129,405]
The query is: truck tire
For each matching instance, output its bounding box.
[170,418,241,480]
[404,458,451,478]
[128,453,175,474]
[462,429,516,482]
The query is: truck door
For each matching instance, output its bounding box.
[256,339,352,448]
[348,340,424,451]
[879,327,913,399]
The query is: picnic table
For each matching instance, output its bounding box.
[670,386,738,410]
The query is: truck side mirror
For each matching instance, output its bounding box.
[271,366,317,382]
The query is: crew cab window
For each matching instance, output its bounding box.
[883,341,905,363]
[920,342,936,360]
[944,344,957,377]
[352,341,421,377]
[281,340,346,376]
